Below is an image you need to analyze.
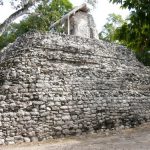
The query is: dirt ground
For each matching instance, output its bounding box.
[1,123,150,150]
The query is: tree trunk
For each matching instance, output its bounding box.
[0,0,37,35]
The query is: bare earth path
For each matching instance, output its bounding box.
[1,123,150,150]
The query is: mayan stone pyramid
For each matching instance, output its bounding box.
[0,32,150,144]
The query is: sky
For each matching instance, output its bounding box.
[0,0,130,31]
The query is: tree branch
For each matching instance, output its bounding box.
[0,1,36,35]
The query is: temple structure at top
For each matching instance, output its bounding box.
[50,3,99,39]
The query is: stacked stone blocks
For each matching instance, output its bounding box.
[0,32,149,144]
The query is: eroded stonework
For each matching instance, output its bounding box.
[0,32,150,144]
[69,11,99,39]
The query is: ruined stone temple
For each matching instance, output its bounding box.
[50,3,99,39]
[0,4,150,145]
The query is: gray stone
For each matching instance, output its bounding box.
[0,31,149,145]
[24,137,31,143]
[31,137,38,142]
[62,115,71,121]
[0,139,4,145]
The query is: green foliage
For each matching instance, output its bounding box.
[109,0,150,66]
[99,13,125,41]
[0,32,16,49]
[0,0,72,50]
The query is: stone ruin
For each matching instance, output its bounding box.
[50,3,99,39]
[0,31,150,145]
[0,3,149,145]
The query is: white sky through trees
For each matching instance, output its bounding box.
[0,0,129,32]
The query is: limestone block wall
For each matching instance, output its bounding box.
[0,32,150,144]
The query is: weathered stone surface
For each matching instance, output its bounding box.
[0,31,150,145]
[69,11,98,39]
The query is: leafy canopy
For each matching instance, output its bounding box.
[99,13,125,42]
[109,0,150,66]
